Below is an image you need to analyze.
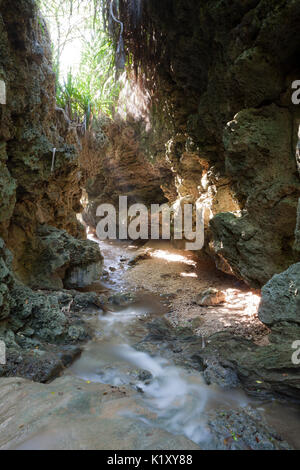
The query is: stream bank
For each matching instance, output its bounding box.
[1,239,300,450]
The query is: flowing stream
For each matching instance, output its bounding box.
[68,294,248,447]
[64,239,300,449]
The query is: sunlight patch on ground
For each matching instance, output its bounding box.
[150,250,197,266]
[180,272,198,278]
[224,288,261,317]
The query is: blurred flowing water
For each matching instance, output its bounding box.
[68,239,300,449]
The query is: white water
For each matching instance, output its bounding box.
[69,296,249,447]
[68,240,300,449]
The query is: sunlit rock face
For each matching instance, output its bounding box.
[210,105,299,286]
[0,0,104,288]
[0,0,86,275]
[118,0,300,286]
[81,117,169,231]
[0,0,104,376]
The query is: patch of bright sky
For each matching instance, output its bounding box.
[60,38,82,79]
[41,0,94,81]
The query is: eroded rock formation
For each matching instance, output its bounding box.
[0,0,103,379]
[109,0,300,287]
[81,117,169,231]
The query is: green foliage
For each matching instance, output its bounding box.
[39,0,121,121]
[56,71,87,120]
[76,28,121,118]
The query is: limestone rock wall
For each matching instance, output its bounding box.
[0,0,103,379]
[119,0,300,287]
[0,0,86,282]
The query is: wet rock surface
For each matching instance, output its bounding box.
[0,375,292,450]
[0,376,200,450]
[136,315,300,401]
[207,407,292,450]
[0,345,81,383]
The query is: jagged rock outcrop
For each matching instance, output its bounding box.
[0,0,103,380]
[21,225,103,290]
[209,104,299,285]
[259,263,300,327]
[115,0,300,287]
[0,267,109,381]
[0,0,87,270]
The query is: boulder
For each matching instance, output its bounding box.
[28,225,104,290]
[192,331,300,400]
[203,360,239,389]
[259,263,300,327]
[210,105,299,287]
